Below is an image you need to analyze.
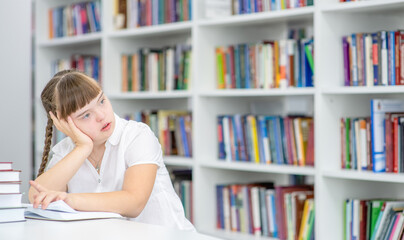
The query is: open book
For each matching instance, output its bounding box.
[24,200,124,221]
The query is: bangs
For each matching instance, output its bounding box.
[55,72,101,119]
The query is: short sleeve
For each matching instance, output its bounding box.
[45,152,64,171]
[125,124,162,168]
[45,137,75,172]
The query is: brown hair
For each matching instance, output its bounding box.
[37,69,101,176]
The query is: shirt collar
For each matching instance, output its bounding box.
[107,113,123,146]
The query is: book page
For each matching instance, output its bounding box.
[24,200,124,221]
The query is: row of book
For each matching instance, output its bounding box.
[341,99,404,173]
[0,162,25,223]
[215,37,314,89]
[121,45,192,92]
[124,110,192,157]
[51,54,102,83]
[48,0,101,39]
[218,115,314,166]
[114,0,192,29]
[339,0,367,2]
[344,199,404,240]
[216,182,314,240]
[342,30,404,87]
[170,169,193,223]
[205,0,313,19]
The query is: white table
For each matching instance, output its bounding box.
[0,219,223,240]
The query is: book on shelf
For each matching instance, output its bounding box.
[114,0,192,30]
[124,110,192,157]
[344,198,404,240]
[51,54,102,84]
[48,0,101,39]
[205,0,314,19]
[217,114,314,166]
[371,99,404,172]
[341,99,404,173]
[25,200,124,221]
[342,30,404,87]
[215,32,314,89]
[216,182,314,239]
[121,44,192,92]
[170,169,193,223]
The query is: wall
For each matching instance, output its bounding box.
[0,1,32,202]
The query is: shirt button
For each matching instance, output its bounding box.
[98,179,101,183]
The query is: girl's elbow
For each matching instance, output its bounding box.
[122,199,147,218]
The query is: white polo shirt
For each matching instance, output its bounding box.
[46,113,195,231]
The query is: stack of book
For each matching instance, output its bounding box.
[216,182,314,240]
[344,199,404,240]
[0,162,25,223]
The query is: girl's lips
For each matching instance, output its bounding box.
[101,122,111,131]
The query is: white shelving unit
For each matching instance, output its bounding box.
[34,0,404,239]
[316,1,404,240]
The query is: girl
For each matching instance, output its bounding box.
[28,69,195,231]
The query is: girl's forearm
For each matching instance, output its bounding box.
[68,191,144,218]
[28,146,91,202]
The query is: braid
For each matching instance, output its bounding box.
[37,117,54,177]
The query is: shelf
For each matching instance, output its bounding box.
[198,6,314,28]
[322,169,404,183]
[37,32,102,47]
[322,86,404,95]
[200,228,277,240]
[164,156,194,167]
[321,0,404,13]
[107,91,192,100]
[201,161,315,176]
[108,21,193,38]
[200,88,315,97]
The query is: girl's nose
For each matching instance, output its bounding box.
[96,109,105,122]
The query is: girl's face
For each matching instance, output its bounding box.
[70,92,115,145]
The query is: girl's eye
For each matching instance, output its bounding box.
[83,113,90,119]
[100,99,105,104]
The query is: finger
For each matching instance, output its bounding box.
[41,193,58,209]
[33,191,47,209]
[30,180,48,193]
[66,117,84,137]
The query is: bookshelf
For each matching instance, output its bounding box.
[34,0,404,239]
